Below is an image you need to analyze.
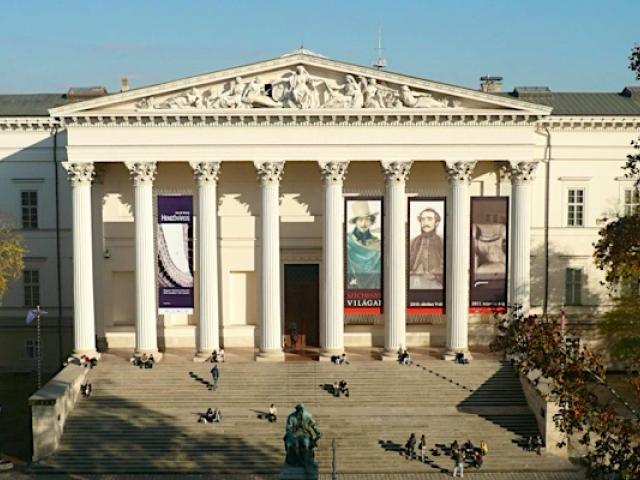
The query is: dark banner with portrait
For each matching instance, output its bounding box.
[407,198,446,309]
[344,198,383,311]
[469,197,508,310]
[157,195,194,313]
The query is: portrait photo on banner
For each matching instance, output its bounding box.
[407,198,446,307]
[344,197,383,309]
[470,197,508,308]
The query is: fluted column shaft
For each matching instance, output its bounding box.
[382,161,412,355]
[63,162,97,354]
[192,162,221,356]
[127,162,158,354]
[255,162,285,360]
[445,161,476,356]
[510,161,538,316]
[319,162,348,356]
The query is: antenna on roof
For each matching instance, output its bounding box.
[373,26,387,70]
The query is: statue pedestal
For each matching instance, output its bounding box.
[280,462,318,480]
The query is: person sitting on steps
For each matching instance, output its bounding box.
[455,352,469,365]
[268,403,278,423]
[398,349,411,365]
[80,383,92,398]
[218,348,225,363]
[210,350,218,363]
[338,379,350,397]
[331,353,349,365]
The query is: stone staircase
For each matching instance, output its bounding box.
[33,353,580,476]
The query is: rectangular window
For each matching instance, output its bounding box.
[21,191,38,229]
[624,188,640,216]
[567,188,584,226]
[24,269,40,307]
[25,339,40,359]
[565,268,583,305]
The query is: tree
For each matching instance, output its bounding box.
[0,218,24,299]
[592,45,640,368]
[491,308,640,479]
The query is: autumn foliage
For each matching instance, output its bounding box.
[490,307,640,479]
[0,219,25,299]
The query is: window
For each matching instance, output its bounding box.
[21,191,38,229]
[23,269,40,307]
[565,268,583,305]
[567,188,584,226]
[624,188,640,216]
[25,339,40,359]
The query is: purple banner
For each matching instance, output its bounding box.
[157,195,194,313]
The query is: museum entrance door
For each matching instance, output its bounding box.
[284,264,319,349]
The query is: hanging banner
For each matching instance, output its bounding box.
[407,198,446,310]
[344,197,383,311]
[470,197,508,310]
[157,195,194,313]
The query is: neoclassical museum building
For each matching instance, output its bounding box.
[1,49,639,368]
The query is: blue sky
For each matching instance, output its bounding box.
[1,0,638,93]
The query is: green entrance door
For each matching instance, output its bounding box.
[284,264,320,348]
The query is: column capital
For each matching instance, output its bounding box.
[254,161,284,186]
[318,161,349,185]
[509,160,539,185]
[445,161,476,183]
[126,161,157,186]
[381,160,412,183]
[62,162,95,187]
[190,161,221,185]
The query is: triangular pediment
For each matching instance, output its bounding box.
[50,53,552,116]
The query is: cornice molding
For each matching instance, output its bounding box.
[0,117,60,131]
[53,111,545,128]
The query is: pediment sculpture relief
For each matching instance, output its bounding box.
[134,66,460,110]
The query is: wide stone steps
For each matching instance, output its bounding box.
[35,355,579,475]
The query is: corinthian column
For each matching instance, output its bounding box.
[255,161,285,361]
[445,161,476,359]
[381,161,412,358]
[319,161,349,359]
[191,161,221,359]
[509,161,538,316]
[63,162,97,355]
[126,161,158,355]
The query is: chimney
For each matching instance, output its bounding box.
[120,77,130,92]
[480,75,503,93]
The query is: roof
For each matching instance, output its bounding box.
[501,87,640,115]
[0,94,83,116]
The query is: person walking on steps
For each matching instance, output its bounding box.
[452,448,465,478]
[210,364,220,391]
[405,433,416,460]
[418,434,427,463]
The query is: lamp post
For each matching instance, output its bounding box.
[26,305,47,389]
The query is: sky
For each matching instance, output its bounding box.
[1,0,639,94]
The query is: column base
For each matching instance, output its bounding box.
[379,349,399,362]
[318,348,343,362]
[255,350,285,362]
[193,351,212,363]
[443,349,473,362]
